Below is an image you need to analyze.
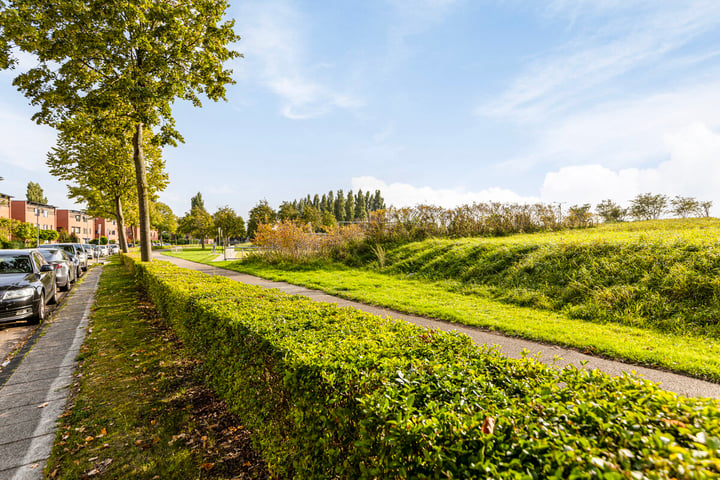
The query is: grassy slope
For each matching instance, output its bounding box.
[164,227,720,381]
[379,218,720,336]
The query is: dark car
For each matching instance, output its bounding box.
[0,249,56,324]
[39,243,88,273]
[38,248,76,291]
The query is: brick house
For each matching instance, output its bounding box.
[11,200,57,231]
[125,226,159,244]
[56,209,96,243]
[94,217,120,243]
[0,193,13,219]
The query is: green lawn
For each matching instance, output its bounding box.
[45,259,268,479]
[162,248,720,382]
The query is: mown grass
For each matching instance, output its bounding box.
[45,259,269,479]
[163,247,720,382]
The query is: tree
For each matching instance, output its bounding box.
[191,192,205,211]
[300,205,322,230]
[26,182,47,204]
[629,193,667,221]
[2,1,240,262]
[355,189,367,221]
[247,200,276,239]
[700,201,713,218]
[178,205,214,249]
[12,221,35,245]
[596,199,627,223]
[47,118,167,253]
[150,201,177,238]
[278,202,299,221]
[345,190,355,221]
[213,206,245,243]
[334,189,346,222]
[0,0,11,70]
[670,196,700,218]
[39,229,58,242]
[565,204,593,228]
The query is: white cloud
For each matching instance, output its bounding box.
[501,78,720,171]
[235,0,363,119]
[351,176,538,209]
[540,122,720,213]
[480,1,720,121]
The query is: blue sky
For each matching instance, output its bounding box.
[1,0,720,219]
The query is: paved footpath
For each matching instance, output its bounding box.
[157,252,720,399]
[0,266,102,480]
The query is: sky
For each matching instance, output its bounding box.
[1,0,720,219]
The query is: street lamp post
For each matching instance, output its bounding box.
[35,208,43,247]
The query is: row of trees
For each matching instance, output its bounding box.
[281,190,386,223]
[0,217,58,247]
[0,0,239,261]
[176,193,245,248]
[596,194,713,222]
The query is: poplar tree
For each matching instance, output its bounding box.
[345,190,355,221]
[1,1,240,261]
[334,189,346,222]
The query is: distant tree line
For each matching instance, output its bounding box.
[245,189,386,238]
[596,194,713,222]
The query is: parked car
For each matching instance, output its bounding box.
[0,249,56,324]
[109,244,119,254]
[38,248,76,291]
[98,245,109,257]
[80,244,96,262]
[39,243,88,273]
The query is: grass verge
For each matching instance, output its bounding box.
[45,259,270,479]
[163,249,720,382]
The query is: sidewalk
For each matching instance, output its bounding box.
[0,267,102,480]
[156,252,720,399]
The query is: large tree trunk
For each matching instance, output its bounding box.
[133,122,152,261]
[114,195,129,253]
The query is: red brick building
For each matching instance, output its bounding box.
[56,209,96,243]
[125,226,159,244]
[0,194,13,219]
[11,200,57,231]
[94,217,120,243]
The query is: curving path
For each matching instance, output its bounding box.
[156,252,720,399]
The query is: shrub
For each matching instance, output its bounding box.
[123,254,720,479]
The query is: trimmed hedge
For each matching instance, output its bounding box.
[122,255,720,479]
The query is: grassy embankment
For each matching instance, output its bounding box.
[45,259,268,479]
[164,218,720,382]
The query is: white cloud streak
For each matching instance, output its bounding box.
[235,0,363,119]
[481,1,720,122]
[351,176,538,209]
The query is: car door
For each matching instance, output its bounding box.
[32,251,54,294]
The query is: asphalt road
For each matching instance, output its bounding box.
[157,252,720,399]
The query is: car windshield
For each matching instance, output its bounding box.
[59,245,76,255]
[40,250,61,261]
[0,255,33,273]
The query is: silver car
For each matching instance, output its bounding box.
[38,243,88,273]
[38,248,76,291]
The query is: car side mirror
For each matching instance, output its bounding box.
[40,264,53,272]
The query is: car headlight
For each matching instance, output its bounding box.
[4,288,35,299]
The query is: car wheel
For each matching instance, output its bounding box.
[28,292,45,325]
[50,284,59,304]
[61,278,71,292]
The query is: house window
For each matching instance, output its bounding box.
[43,210,48,217]
[83,216,87,222]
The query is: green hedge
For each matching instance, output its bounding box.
[122,255,720,479]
